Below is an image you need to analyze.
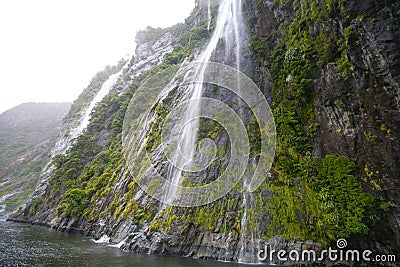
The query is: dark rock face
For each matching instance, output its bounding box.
[318,1,400,255]
[251,0,399,259]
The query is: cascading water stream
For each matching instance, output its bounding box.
[162,0,246,207]
[70,60,130,140]
[0,193,16,220]
[238,176,258,263]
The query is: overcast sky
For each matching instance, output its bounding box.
[0,0,195,114]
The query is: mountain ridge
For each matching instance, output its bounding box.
[0,102,71,216]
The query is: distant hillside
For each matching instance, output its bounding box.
[0,102,71,215]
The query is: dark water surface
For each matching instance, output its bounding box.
[0,221,264,267]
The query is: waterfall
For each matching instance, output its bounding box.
[50,60,130,157]
[74,72,120,135]
[0,193,16,220]
[159,0,259,263]
[71,60,130,139]
[162,0,246,207]
[238,175,258,263]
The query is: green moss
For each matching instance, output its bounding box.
[261,154,376,244]
[312,155,376,238]
[145,103,168,152]
[56,188,91,218]
[364,131,378,144]
[29,198,44,214]
[250,0,377,245]
[250,35,270,59]
[198,118,224,140]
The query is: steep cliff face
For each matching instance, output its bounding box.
[250,0,399,256]
[10,0,399,265]
[317,1,400,250]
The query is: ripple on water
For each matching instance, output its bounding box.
[0,221,270,267]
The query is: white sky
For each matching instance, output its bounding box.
[0,0,195,114]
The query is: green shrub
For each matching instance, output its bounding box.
[312,155,376,238]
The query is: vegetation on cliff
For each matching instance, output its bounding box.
[249,0,397,246]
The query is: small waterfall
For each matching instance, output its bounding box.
[238,176,258,263]
[71,60,130,139]
[74,72,120,135]
[162,0,246,207]
[0,193,15,220]
[51,60,130,157]
[108,237,129,248]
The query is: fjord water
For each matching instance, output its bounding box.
[0,221,262,267]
